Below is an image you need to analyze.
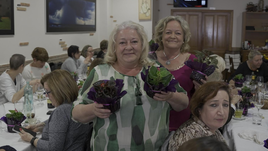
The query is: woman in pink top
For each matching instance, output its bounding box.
[149,16,205,131]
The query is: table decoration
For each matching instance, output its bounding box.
[141,66,178,98]
[0,109,26,133]
[233,74,245,88]
[239,86,254,116]
[87,77,127,113]
[184,50,218,84]
[70,71,78,81]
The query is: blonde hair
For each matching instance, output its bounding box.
[248,50,262,60]
[41,69,78,105]
[104,21,152,66]
[154,16,191,53]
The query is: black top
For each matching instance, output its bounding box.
[229,61,268,82]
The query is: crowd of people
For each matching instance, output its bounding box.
[1,15,267,151]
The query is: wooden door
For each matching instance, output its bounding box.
[202,12,233,57]
[172,11,202,52]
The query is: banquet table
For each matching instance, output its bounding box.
[224,107,268,151]
[0,99,52,151]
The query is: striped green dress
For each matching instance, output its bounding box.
[73,64,186,151]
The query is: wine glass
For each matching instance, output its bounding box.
[0,104,6,132]
[256,76,264,88]
[36,84,44,106]
[244,75,251,86]
[253,91,265,115]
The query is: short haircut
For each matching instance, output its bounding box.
[9,54,25,70]
[248,50,262,60]
[31,47,49,62]
[105,21,152,66]
[178,136,231,151]
[81,45,92,58]
[190,81,231,118]
[154,16,191,53]
[41,69,78,105]
[100,40,108,51]
[67,45,79,58]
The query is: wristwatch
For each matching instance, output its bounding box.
[30,136,37,146]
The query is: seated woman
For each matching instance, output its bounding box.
[79,45,94,65]
[168,81,231,151]
[229,50,268,82]
[0,54,39,104]
[177,136,231,151]
[22,47,51,82]
[61,45,91,77]
[19,70,90,151]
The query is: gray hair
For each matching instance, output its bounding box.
[104,21,152,66]
[248,50,262,60]
[154,16,191,53]
[10,54,25,70]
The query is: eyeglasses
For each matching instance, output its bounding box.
[44,90,52,95]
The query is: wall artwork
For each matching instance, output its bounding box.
[139,0,151,20]
[0,0,14,35]
[46,0,96,32]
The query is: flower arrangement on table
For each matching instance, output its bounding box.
[0,110,26,133]
[141,66,178,98]
[184,50,218,85]
[77,80,85,90]
[232,74,245,88]
[238,86,254,115]
[87,77,127,113]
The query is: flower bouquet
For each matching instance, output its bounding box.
[238,86,254,115]
[232,74,245,88]
[87,77,127,113]
[184,50,218,85]
[0,110,26,133]
[149,39,159,52]
[141,66,178,98]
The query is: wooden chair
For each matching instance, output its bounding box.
[229,56,235,76]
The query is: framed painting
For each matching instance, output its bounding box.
[46,0,96,32]
[139,0,151,20]
[0,0,14,35]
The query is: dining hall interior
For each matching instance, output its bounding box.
[1,0,268,151]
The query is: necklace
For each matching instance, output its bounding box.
[163,51,180,65]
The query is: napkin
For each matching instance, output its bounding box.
[238,130,265,145]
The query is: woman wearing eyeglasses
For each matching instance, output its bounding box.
[19,70,90,151]
[71,21,189,150]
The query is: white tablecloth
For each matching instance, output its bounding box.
[224,108,268,151]
[0,99,52,151]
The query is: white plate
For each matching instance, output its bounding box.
[233,116,246,120]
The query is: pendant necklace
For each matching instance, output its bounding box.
[163,51,180,65]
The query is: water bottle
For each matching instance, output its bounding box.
[23,82,35,125]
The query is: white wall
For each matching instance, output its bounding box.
[157,0,268,48]
[0,0,153,65]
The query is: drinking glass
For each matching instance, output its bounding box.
[234,102,243,119]
[256,76,264,88]
[0,104,6,132]
[253,91,265,114]
[36,84,44,106]
[244,75,252,86]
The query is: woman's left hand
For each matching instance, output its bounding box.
[193,76,207,90]
[19,129,33,142]
[153,91,173,101]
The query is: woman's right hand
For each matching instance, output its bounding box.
[93,102,111,119]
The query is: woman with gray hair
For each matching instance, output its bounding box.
[230,50,268,82]
[72,20,189,150]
